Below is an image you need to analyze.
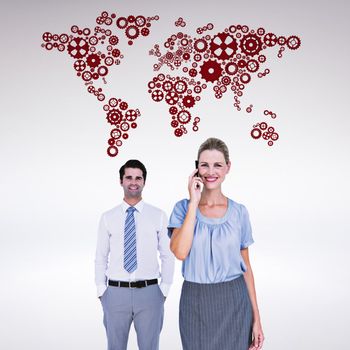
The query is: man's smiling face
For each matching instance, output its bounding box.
[120,167,145,200]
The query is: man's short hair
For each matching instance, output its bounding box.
[119,159,147,182]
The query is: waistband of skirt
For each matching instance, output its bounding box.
[183,274,244,287]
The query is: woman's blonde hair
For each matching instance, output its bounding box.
[197,138,230,164]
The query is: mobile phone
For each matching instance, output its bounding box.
[194,160,200,189]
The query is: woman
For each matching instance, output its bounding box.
[168,138,264,350]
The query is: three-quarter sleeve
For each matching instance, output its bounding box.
[240,205,254,249]
[167,199,188,238]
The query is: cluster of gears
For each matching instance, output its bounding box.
[175,17,186,27]
[264,109,277,118]
[251,121,279,147]
[148,23,300,139]
[42,11,158,157]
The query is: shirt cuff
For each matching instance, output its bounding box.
[97,284,107,298]
[159,282,172,297]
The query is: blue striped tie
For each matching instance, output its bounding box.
[124,206,137,273]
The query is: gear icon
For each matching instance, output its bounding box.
[86,53,101,68]
[106,109,123,125]
[67,37,89,59]
[239,33,263,56]
[135,15,146,27]
[116,17,128,29]
[119,101,128,110]
[246,59,259,73]
[199,60,223,83]
[97,66,108,77]
[174,80,188,94]
[125,109,137,121]
[59,34,69,44]
[225,62,238,75]
[74,59,86,72]
[263,33,277,47]
[240,73,251,84]
[125,25,140,40]
[194,38,208,53]
[165,91,179,105]
[169,106,178,115]
[251,128,262,139]
[182,95,195,108]
[177,110,191,124]
[110,128,122,139]
[174,128,183,137]
[151,89,164,102]
[162,80,173,91]
[210,32,237,60]
[141,28,150,36]
[42,32,52,42]
[81,71,92,81]
[287,36,301,50]
[107,146,118,157]
[189,68,197,77]
[109,35,119,45]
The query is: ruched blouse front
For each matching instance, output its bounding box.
[168,198,254,283]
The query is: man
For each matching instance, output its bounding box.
[95,159,175,350]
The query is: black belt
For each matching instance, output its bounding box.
[108,279,158,288]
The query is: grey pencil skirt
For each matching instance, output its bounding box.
[179,276,253,350]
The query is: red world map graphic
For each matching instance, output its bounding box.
[148,22,300,146]
[42,11,159,157]
[42,11,300,156]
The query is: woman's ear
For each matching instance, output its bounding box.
[226,161,231,173]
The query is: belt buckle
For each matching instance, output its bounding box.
[129,281,136,289]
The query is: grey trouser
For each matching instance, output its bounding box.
[100,283,164,350]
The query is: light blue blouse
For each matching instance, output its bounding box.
[168,198,254,283]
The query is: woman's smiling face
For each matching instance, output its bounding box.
[198,149,231,189]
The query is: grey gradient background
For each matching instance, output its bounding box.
[1,0,350,349]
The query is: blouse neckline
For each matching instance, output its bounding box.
[196,198,232,225]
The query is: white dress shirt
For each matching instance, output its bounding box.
[95,200,175,297]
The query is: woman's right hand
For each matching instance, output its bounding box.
[188,169,202,206]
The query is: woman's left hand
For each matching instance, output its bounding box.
[249,319,264,349]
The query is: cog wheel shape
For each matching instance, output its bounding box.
[199,60,223,83]
[67,37,89,59]
[210,32,237,60]
[251,128,262,139]
[240,33,263,56]
[246,59,259,73]
[106,109,123,125]
[125,109,137,121]
[174,80,188,94]
[135,15,146,27]
[86,53,101,68]
[110,128,122,139]
[287,35,301,50]
[225,62,238,75]
[182,95,195,108]
[74,59,86,72]
[162,80,173,91]
[125,25,140,40]
[151,89,164,102]
[263,33,277,47]
[194,38,208,53]
[177,110,191,124]
[165,91,179,105]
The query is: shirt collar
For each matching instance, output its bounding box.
[122,199,144,213]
